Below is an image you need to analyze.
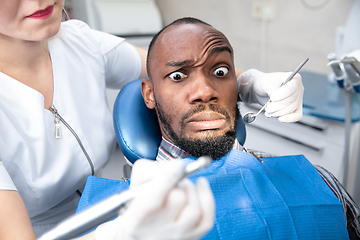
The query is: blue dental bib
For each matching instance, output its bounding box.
[77,149,348,239]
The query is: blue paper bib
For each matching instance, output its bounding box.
[77,149,348,239]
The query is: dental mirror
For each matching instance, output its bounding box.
[243,57,309,124]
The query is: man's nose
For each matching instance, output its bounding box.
[188,74,219,104]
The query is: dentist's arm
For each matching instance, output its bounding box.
[132,45,148,79]
[0,190,37,240]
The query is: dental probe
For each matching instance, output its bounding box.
[37,156,212,240]
[243,57,309,123]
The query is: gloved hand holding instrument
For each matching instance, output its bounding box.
[242,58,309,123]
[238,58,308,123]
[38,157,215,240]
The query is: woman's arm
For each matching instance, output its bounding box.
[235,68,245,77]
[0,190,37,240]
[132,45,148,79]
[0,190,98,240]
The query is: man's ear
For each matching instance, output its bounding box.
[141,78,155,109]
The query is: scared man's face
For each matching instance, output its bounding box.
[142,23,239,159]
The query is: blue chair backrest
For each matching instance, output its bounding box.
[113,79,246,164]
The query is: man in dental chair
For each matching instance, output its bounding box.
[78,17,360,239]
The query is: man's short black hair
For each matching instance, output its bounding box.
[146,17,212,77]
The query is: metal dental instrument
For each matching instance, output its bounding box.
[37,156,212,240]
[243,57,309,123]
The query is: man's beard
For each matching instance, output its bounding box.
[155,101,239,160]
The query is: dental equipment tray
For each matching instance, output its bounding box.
[301,70,360,122]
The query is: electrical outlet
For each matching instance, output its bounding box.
[251,1,276,20]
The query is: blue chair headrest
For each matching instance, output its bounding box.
[113,79,246,164]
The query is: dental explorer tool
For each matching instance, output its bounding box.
[243,57,309,124]
[37,156,212,240]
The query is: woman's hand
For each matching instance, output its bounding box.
[238,69,304,122]
[95,159,215,240]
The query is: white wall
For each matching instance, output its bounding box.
[155,0,355,74]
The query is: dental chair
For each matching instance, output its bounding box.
[113,78,247,165]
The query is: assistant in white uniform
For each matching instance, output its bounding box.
[0,19,141,235]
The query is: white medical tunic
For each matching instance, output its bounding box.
[0,20,141,235]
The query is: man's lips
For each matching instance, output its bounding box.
[186,112,227,131]
[26,5,54,19]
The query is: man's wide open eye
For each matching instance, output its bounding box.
[169,71,186,81]
[213,67,229,77]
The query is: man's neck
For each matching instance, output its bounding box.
[156,137,241,162]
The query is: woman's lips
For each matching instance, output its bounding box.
[186,112,226,131]
[26,5,54,19]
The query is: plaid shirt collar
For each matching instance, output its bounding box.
[155,137,242,162]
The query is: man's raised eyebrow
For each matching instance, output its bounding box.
[166,59,194,67]
[165,46,232,67]
[208,46,233,56]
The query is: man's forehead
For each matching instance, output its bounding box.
[154,23,233,63]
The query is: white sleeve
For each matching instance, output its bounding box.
[0,161,17,191]
[60,20,142,90]
[103,41,142,89]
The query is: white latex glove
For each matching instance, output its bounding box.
[238,69,304,122]
[95,159,215,240]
